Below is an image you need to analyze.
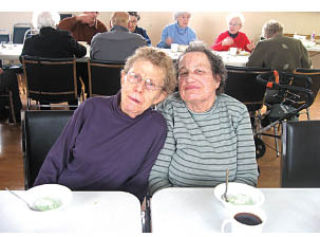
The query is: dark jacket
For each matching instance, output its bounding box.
[247,35,311,72]
[20,27,86,62]
[134,26,151,46]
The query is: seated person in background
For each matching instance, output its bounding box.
[58,12,107,45]
[247,19,311,72]
[157,12,197,49]
[247,20,312,121]
[90,12,147,62]
[128,12,151,46]
[149,43,258,195]
[21,11,87,59]
[212,13,254,52]
[34,46,177,202]
[0,68,22,123]
[20,11,87,108]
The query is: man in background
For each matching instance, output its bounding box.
[247,19,311,71]
[90,12,147,62]
[58,12,107,45]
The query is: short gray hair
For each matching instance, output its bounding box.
[173,12,191,21]
[123,46,177,94]
[34,11,60,30]
[226,13,245,26]
[262,19,283,39]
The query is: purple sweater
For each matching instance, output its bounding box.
[34,93,167,202]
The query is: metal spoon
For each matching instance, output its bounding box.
[6,188,41,211]
[223,168,229,202]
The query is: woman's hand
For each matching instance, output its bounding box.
[165,37,173,46]
[247,41,255,51]
[222,37,234,46]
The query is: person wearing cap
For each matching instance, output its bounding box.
[212,13,254,52]
[128,12,151,46]
[157,12,197,48]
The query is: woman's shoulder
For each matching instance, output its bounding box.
[158,92,184,110]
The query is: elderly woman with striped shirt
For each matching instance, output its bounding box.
[149,44,259,195]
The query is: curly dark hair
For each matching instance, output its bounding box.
[177,43,226,95]
[128,12,140,21]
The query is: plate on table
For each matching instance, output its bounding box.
[238,51,250,56]
[214,182,264,209]
[25,184,72,212]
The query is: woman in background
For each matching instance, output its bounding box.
[128,12,151,46]
[211,13,254,52]
[157,12,197,48]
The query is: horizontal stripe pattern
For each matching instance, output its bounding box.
[149,93,258,195]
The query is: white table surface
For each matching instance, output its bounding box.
[0,190,142,233]
[0,44,248,67]
[0,43,90,61]
[151,187,320,233]
[160,48,249,67]
[0,44,23,61]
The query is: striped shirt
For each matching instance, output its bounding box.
[149,92,258,195]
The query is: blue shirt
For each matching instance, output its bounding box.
[157,22,197,48]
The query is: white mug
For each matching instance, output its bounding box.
[221,208,266,233]
[171,43,179,53]
[229,47,238,55]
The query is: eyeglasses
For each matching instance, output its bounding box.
[229,23,241,27]
[125,72,164,91]
[129,20,138,24]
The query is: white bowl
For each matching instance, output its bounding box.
[25,184,72,212]
[214,182,264,209]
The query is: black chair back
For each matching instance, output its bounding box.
[87,59,124,97]
[282,120,320,187]
[0,33,9,43]
[295,68,320,102]
[13,23,32,44]
[225,66,271,112]
[22,110,74,189]
[22,56,78,109]
[59,13,73,20]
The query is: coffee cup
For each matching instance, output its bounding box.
[221,208,266,233]
[171,43,178,53]
[229,47,238,55]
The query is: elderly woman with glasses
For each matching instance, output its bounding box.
[34,46,177,203]
[211,13,254,52]
[157,12,197,48]
[128,12,151,46]
[149,43,258,195]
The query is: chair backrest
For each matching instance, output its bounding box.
[22,56,78,108]
[59,13,73,20]
[225,66,272,112]
[13,23,32,44]
[295,68,320,102]
[0,33,9,43]
[23,110,74,189]
[281,120,320,187]
[87,59,124,97]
